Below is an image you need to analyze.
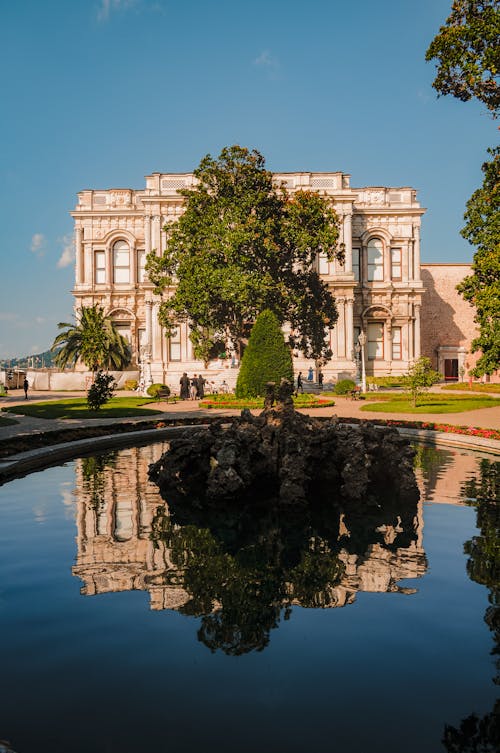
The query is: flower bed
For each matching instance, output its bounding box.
[353,418,500,442]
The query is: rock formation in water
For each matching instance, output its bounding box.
[148,379,418,507]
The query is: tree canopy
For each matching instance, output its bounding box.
[146,145,342,362]
[457,147,500,376]
[427,2,500,377]
[426,0,500,117]
[51,304,131,374]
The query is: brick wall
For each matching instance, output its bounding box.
[421,264,498,381]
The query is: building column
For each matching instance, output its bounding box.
[84,243,93,285]
[152,215,161,254]
[343,212,352,273]
[404,239,411,282]
[337,297,346,358]
[407,318,414,361]
[161,215,168,254]
[106,244,112,286]
[144,215,152,255]
[345,297,354,359]
[75,227,83,284]
[145,297,153,350]
[130,240,136,286]
[413,225,421,281]
[414,303,421,358]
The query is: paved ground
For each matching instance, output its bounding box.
[1,388,500,444]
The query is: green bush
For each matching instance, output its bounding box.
[333,379,356,395]
[147,383,170,398]
[124,378,138,391]
[87,371,116,411]
[236,310,293,397]
[0,384,8,396]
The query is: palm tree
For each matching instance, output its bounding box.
[51,305,131,376]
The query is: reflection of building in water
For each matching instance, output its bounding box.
[72,444,189,611]
[72,445,426,611]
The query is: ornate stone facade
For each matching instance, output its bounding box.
[71,171,425,387]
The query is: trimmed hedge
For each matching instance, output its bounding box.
[236,310,293,397]
[333,379,356,395]
[147,383,170,398]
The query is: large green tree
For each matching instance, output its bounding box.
[146,145,342,362]
[457,147,500,375]
[51,305,131,375]
[425,0,500,116]
[426,1,500,376]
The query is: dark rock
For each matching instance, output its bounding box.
[148,379,418,508]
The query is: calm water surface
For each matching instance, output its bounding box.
[0,443,498,753]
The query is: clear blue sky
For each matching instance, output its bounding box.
[0,0,496,359]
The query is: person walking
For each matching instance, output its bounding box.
[179,372,190,400]
[23,377,29,399]
[197,374,206,399]
[318,370,324,389]
[296,371,304,395]
[190,375,198,400]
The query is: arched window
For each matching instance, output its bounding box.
[113,240,130,283]
[367,238,384,281]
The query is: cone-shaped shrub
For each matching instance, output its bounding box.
[236,310,294,397]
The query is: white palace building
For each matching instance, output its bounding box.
[69,169,475,390]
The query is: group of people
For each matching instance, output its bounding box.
[295,367,324,395]
[179,373,229,400]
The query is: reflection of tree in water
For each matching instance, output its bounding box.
[442,460,500,752]
[413,444,454,500]
[151,491,420,656]
[81,452,117,511]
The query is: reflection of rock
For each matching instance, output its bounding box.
[148,391,418,507]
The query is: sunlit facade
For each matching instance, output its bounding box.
[71,171,426,386]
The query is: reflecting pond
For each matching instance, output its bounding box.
[0,443,498,753]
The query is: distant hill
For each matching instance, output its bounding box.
[0,348,60,370]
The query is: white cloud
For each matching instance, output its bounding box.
[0,312,19,322]
[35,316,46,325]
[253,50,280,79]
[30,233,46,256]
[97,0,138,22]
[254,51,273,67]
[57,234,75,269]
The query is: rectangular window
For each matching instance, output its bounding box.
[391,248,402,280]
[352,248,360,281]
[169,327,181,361]
[114,248,130,283]
[318,253,330,275]
[114,324,131,344]
[137,250,146,283]
[367,322,384,360]
[392,326,402,360]
[95,251,106,284]
[368,246,383,280]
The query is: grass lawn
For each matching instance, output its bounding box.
[2,397,162,420]
[360,393,500,414]
[199,394,336,409]
[441,382,500,394]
